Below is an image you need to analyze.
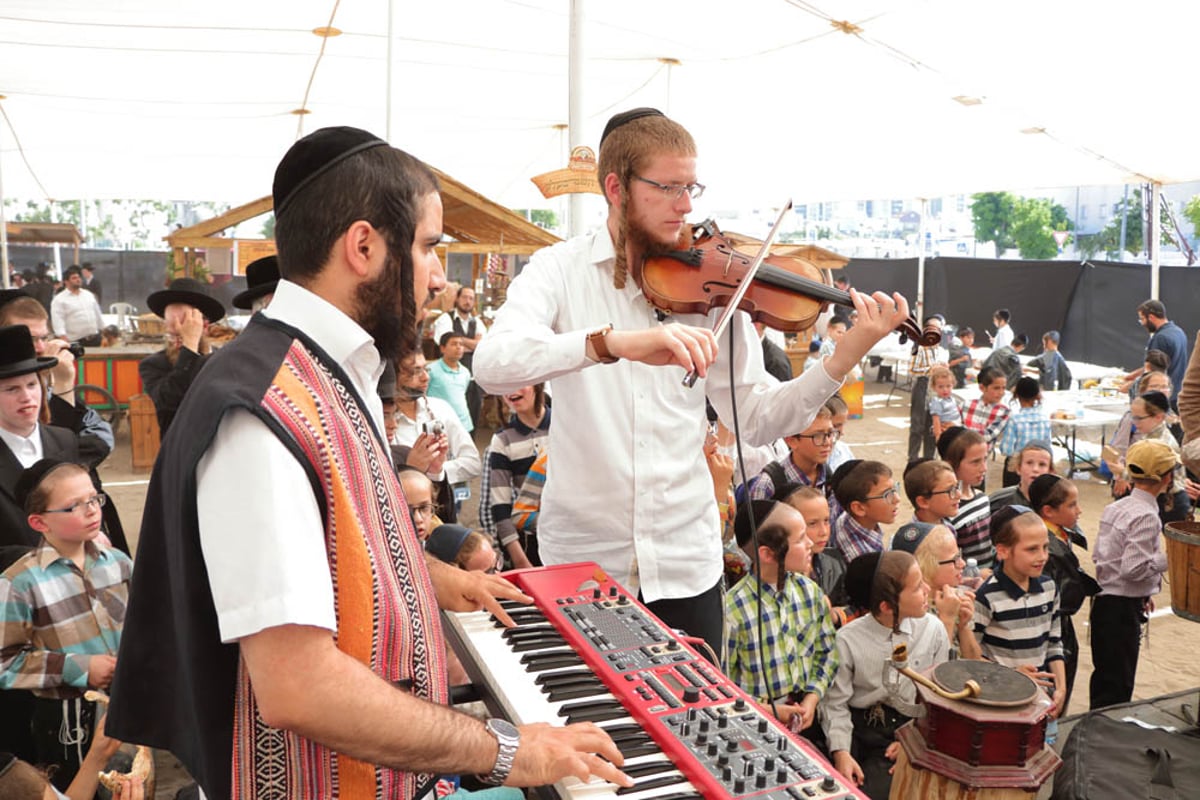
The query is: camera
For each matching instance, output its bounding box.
[67,342,86,359]
[422,420,445,437]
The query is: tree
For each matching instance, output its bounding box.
[970,192,1018,252]
[1080,188,1172,260]
[1183,195,1200,240]
[1009,198,1073,259]
[261,213,276,239]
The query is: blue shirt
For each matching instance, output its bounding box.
[426,358,473,432]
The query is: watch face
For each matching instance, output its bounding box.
[489,718,519,739]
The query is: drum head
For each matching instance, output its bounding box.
[932,660,1039,707]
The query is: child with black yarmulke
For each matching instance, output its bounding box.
[820,550,949,799]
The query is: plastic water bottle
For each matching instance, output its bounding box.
[962,558,983,590]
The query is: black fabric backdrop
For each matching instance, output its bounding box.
[842,257,1200,372]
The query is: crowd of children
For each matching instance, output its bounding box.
[709,312,1193,799]
[4,305,1192,800]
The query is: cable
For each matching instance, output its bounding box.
[295,0,342,140]
[0,101,53,202]
[723,319,782,723]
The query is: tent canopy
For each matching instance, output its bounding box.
[2,1,1198,210]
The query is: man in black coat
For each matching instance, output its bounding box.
[81,263,102,305]
[138,277,226,435]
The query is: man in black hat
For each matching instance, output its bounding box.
[137,277,226,434]
[0,325,80,549]
[109,126,628,800]
[80,263,102,305]
[474,108,909,656]
[49,266,103,347]
[232,254,280,313]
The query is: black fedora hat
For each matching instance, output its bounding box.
[0,324,59,380]
[232,255,280,310]
[147,278,226,323]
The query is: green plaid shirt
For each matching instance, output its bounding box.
[724,572,839,703]
[0,540,132,699]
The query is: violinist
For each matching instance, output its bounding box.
[473,108,909,656]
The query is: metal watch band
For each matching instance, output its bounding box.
[479,718,520,786]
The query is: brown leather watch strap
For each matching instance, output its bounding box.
[587,325,619,364]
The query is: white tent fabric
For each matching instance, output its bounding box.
[2,0,1198,209]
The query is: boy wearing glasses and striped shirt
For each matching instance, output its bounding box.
[0,459,132,792]
[903,459,962,528]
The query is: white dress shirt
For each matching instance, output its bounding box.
[992,324,1014,353]
[431,309,484,345]
[196,280,385,643]
[820,613,949,754]
[0,424,44,468]
[473,229,843,602]
[50,288,103,342]
[393,395,482,485]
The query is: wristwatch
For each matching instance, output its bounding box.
[477,717,520,785]
[586,324,619,364]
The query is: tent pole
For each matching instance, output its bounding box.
[1149,182,1161,300]
[915,198,927,322]
[567,0,585,238]
[0,124,8,290]
[385,0,396,140]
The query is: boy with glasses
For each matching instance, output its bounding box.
[830,460,900,562]
[0,459,132,791]
[749,406,839,504]
[903,459,961,528]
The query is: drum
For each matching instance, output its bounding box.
[898,662,1060,791]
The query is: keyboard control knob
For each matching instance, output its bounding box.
[726,739,739,752]
[698,718,710,732]
[707,742,719,757]
[696,732,707,745]
[764,757,775,771]
[721,765,733,782]
[593,588,602,599]
[733,697,748,712]
[717,754,730,768]
[756,773,768,789]
[821,776,837,792]
[717,713,729,729]
[683,687,701,704]
[667,640,681,651]
[680,723,691,737]
[776,768,788,783]
[733,778,746,793]
[757,717,769,733]
[743,762,754,777]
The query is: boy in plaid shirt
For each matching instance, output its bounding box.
[0,459,132,791]
[963,366,1011,485]
[725,500,838,749]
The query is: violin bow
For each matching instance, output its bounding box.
[683,199,794,388]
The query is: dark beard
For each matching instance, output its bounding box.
[355,247,411,363]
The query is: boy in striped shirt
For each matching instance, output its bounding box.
[0,459,133,791]
[972,505,1066,717]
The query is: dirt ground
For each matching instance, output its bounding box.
[97,376,1200,797]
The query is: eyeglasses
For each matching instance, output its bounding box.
[633,175,706,201]
[926,483,962,500]
[43,494,106,515]
[863,481,901,503]
[937,551,966,566]
[795,430,841,445]
[410,502,436,520]
[1130,413,1154,421]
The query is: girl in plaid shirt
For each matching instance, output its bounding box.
[0,460,132,792]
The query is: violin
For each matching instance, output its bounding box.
[637,219,939,352]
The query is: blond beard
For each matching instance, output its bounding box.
[612,196,691,291]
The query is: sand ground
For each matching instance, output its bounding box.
[96,375,1200,796]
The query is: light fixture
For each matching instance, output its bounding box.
[952,95,983,107]
[289,108,311,116]
[312,26,342,38]
[831,20,863,35]
[1021,127,1047,135]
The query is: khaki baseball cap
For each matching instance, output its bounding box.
[1126,439,1179,481]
